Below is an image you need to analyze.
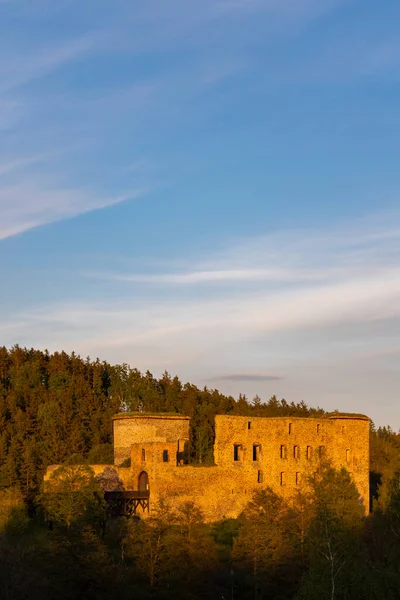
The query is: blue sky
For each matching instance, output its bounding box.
[1,0,400,427]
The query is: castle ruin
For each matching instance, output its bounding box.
[46,411,370,521]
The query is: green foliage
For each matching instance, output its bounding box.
[87,443,114,464]
[233,488,297,599]
[124,500,177,587]
[2,344,400,598]
[297,464,366,600]
[0,345,321,498]
[39,464,106,529]
[0,486,29,533]
[123,499,218,593]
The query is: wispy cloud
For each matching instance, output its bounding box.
[0,34,98,94]
[2,212,400,423]
[0,154,47,177]
[0,175,146,240]
[5,212,400,342]
[211,373,283,382]
[88,214,400,287]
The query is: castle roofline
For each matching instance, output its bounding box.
[327,413,370,421]
[214,412,370,421]
[112,412,190,421]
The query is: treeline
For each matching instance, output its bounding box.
[1,345,400,599]
[2,461,400,599]
[0,346,325,496]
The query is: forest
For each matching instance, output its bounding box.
[1,345,400,600]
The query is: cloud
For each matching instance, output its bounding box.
[211,374,283,382]
[5,215,400,345]
[89,213,400,287]
[91,268,333,285]
[0,176,146,240]
[0,154,47,177]
[2,212,400,424]
[0,34,97,94]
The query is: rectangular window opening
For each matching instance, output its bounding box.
[253,444,261,461]
[280,472,285,486]
[288,423,292,434]
[317,423,320,434]
[346,449,350,463]
[162,449,169,463]
[234,444,242,462]
[296,472,301,486]
[247,421,251,430]
[257,470,263,484]
[307,446,312,460]
[141,448,146,461]
[293,445,300,459]
[280,444,287,459]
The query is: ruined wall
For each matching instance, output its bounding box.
[213,414,370,510]
[127,414,370,520]
[325,416,370,507]
[112,414,190,465]
[44,412,370,523]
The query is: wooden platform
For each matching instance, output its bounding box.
[104,491,150,516]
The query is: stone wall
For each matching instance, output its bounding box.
[213,414,370,508]
[44,412,370,523]
[125,413,370,520]
[112,414,190,465]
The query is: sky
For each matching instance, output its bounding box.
[1,0,400,427]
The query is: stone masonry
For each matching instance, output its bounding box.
[45,412,370,522]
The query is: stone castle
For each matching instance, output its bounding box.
[46,412,370,521]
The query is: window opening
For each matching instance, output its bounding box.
[257,470,263,483]
[280,472,285,486]
[280,444,287,459]
[288,423,292,434]
[253,444,261,461]
[234,444,243,462]
[247,422,251,430]
[162,449,169,463]
[293,445,300,459]
[346,449,350,463]
[307,446,312,460]
[141,448,146,461]
[296,472,301,486]
[317,423,320,434]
